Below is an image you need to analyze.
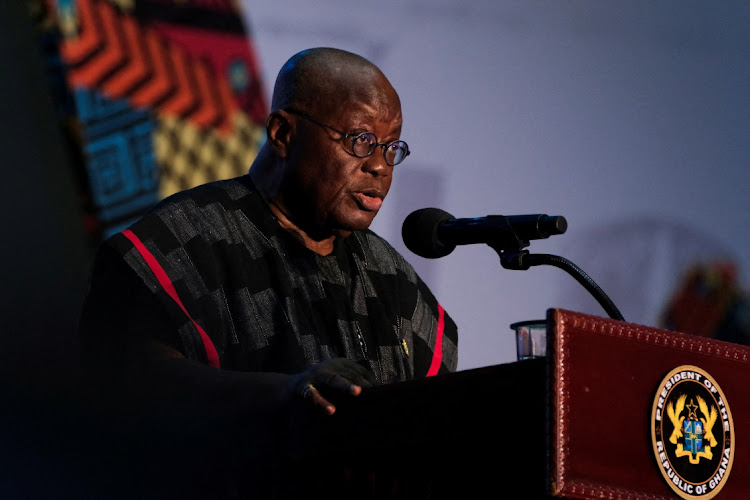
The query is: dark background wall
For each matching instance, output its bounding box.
[0,1,90,415]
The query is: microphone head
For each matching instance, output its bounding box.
[402,208,456,258]
[536,214,568,237]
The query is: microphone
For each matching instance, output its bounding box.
[402,208,567,258]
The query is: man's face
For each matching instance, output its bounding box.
[284,83,403,238]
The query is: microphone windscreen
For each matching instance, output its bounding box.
[537,215,567,237]
[402,208,456,258]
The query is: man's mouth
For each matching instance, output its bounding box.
[352,191,383,211]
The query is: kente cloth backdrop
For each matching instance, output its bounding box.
[35,0,268,243]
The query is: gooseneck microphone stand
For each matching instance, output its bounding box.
[493,246,625,322]
[466,215,625,321]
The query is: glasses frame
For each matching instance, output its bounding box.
[285,108,410,166]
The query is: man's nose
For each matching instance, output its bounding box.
[362,150,392,176]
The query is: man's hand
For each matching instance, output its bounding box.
[287,358,376,415]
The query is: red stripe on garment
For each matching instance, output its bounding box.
[426,303,445,377]
[122,229,221,369]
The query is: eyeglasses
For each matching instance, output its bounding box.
[286,108,410,166]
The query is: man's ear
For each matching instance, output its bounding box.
[266,111,294,159]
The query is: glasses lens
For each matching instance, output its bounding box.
[384,141,409,166]
[351,133,377,157]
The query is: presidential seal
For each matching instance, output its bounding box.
[651,365,734,499]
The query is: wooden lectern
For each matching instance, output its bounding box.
[283,309,750,499]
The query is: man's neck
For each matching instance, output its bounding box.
[250,149,338,256]
[266,198,336,256]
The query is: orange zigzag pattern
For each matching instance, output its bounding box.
[59,0,239,134]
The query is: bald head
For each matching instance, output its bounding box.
[271,47,399,117]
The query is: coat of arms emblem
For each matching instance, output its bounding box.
[651,366,734,499]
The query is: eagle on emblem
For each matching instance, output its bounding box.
[696,395,718,447]
[666,394,687,444]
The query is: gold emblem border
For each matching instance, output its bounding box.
[650,365,735,499]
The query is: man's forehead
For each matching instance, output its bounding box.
[316,97,402,129]
[311,85,401,120]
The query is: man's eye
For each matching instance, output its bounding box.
[354,133,374,145]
